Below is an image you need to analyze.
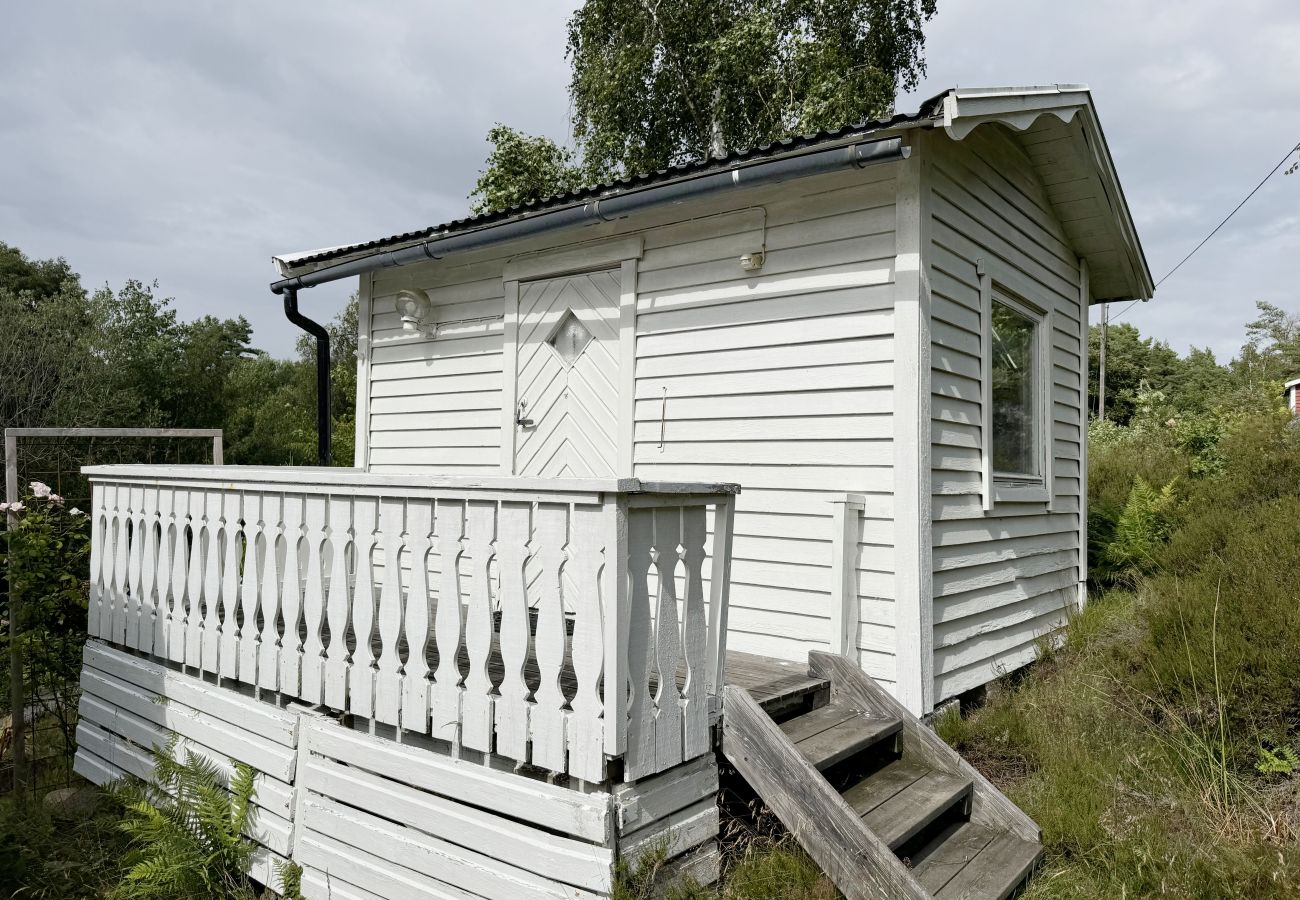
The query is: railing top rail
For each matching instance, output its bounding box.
[82,464,739,499]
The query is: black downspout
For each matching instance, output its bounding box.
[282,286,332,467]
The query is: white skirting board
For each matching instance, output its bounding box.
[74,641,298,889]
[73,641,722,899]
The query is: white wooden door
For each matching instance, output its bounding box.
[513,270,621,476]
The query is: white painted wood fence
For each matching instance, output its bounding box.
[82,466,735,782]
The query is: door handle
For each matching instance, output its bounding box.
[516,400,534,428]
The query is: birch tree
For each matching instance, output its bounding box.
[471,0,936,212]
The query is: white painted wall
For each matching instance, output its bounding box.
[361,167,903,688]
[923,125,1086,703]
[357,130,1095,704]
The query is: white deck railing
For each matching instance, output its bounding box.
[83,466,736,782]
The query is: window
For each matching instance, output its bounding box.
[548,309,594,366]
[990,300,1039,479]
[980,283,1051,508]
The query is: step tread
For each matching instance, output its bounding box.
[786,709,902,771]
[748,672,829,710]
[908,822,999,895]
[931,829,1042,900]
[846,760,972,850]
[777,702,860,743]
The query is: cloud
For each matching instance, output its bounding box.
[0,1,580,353]
[900,0,1300,360]
[3,0,1297,366]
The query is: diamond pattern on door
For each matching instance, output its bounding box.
[514,270,620,477]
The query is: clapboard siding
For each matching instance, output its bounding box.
[366,259,508,472]
[360,167,902,686]
[926,126,1084,703]
[631,171,899,684]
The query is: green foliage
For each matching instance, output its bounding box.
[1,484,91,749]
[1255,744,1297,776]
[469,125,585,214]
[941,403,1300,899]
[473,0,936,211]
[1087,322,1181,424]
[1,242,358,474]
[111,740,260,900]
[1101,476,1178,579]
[275,860,306,900]
[719,837,835,899]
[0,788,133,899]
[567,0,935,175]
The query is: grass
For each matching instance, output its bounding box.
[935,412,1300,899]
[0,789,133,899]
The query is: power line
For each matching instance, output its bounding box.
[1111,139,1300,324]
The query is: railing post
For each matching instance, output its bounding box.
[706,494,735,697]
[829,494,866,659]
[602,493,629,758]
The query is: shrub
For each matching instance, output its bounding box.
[1,482,91,752]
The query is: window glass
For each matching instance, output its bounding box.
[990,299,1039,477]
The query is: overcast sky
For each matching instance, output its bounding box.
[3,1,1297,360]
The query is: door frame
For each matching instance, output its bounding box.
[500,235,642,477]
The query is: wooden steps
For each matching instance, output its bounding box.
[722,651,1043,900]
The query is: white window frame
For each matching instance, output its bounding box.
[980,271,1053,510]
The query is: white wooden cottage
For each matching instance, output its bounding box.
[74,85,1151,899]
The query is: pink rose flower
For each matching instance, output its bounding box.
[30,481,51,499]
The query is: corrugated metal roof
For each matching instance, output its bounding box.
[281,94,947,269]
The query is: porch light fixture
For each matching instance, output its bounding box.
[739,251,765,272]
[395,288,434,334]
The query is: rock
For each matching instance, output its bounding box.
[43,785,103,820]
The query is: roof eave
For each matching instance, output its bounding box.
[271,116,934,278]
[941,85,1155,303]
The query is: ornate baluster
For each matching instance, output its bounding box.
[219,491,243,680]
[138,486,160,657]
[86,485,106,639]
[168,490,191,664]
[430,499,464,743]
[278,494,305,697]
[495,501,532,762]
[300,495,328,704]
[568,503,606,782]
[374,497,405,727]
[651,507,684,770]
[184,491,207,670]
[153,487,174,658]
[624,507,656,779]
[200,490,224,674]
[125,485,146,650]
[680,505,709,759]
[324,496,354,710]
[110,484,129,645]
[460,500,497,754]
[349,498,379,719]
[403,500,434,734]
[239,492,264,685]
[531,503,569,773]
[258,494,284,693]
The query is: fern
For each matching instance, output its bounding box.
[110,737,260,899]
[1256,744,1299,776]
[1104,476,1179,578]
[276,860,306,900]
